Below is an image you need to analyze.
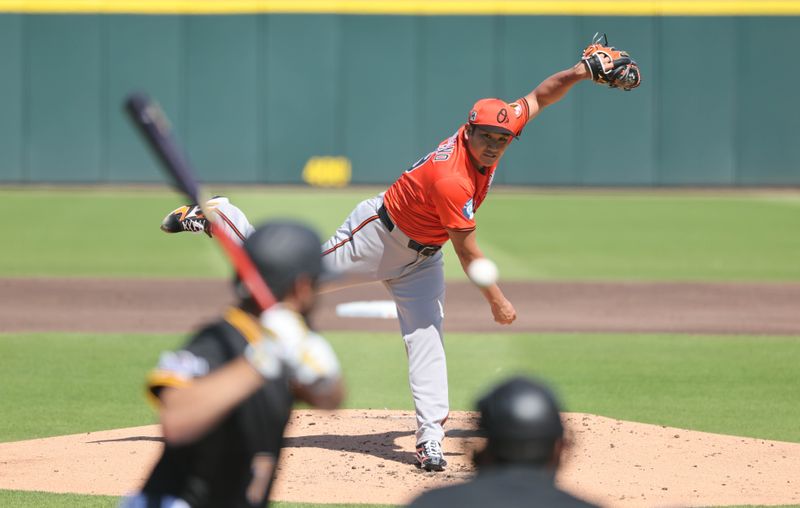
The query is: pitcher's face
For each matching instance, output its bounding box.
[466,126,512,167]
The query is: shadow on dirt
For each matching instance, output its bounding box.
[283,430,415,466]
[89,436,165,444]
[283,427,483,466]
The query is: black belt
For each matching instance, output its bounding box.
[377,204,442,257]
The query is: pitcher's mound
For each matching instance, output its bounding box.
[0,410,798,507]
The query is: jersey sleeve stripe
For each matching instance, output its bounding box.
[225,307,263,344]
[145,370,193,407]
[520,97,530,121]
[147,370,192,390]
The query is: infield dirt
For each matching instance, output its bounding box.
[4,278,800,335]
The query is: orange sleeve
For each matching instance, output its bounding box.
[431,176,476,231]
[509,98,530,136]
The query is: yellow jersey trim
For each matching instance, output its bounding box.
[2,1,800,16]
[145,370,192,408]
[225,307,262,345]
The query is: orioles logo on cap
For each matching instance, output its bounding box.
[496,108,508,124]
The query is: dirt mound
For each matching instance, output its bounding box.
[0,410,797,507]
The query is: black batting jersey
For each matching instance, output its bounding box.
[142,307,293,508]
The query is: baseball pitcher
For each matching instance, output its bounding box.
[161,34,640,472]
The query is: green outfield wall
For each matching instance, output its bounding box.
[1,10,799,185]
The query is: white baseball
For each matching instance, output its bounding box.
[467,258,498,287]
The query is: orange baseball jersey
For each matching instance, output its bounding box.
[384,98,529,246]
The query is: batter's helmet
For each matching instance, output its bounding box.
[477,376,564,464]
[242,220,327,300]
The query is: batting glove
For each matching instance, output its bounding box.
[256,306,341,386]
[244,338,286,380]
[292,332,341,386]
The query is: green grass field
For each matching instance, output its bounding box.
[2,187,799,507]
[2,187,800,280]
[2,332,799,443]
[0,490,391,508]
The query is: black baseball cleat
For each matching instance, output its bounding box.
[160,204,208,234]
[415,440,447,472]
[159,196,227,237]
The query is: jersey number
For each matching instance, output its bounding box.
[405,153,432,173]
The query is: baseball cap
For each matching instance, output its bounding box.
[468,98,519,137]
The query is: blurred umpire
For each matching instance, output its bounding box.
[121,220,344,508]
[407,376,597,508]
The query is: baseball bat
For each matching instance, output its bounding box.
[124,92,276,311]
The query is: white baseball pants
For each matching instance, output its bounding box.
[210,194,449,445]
